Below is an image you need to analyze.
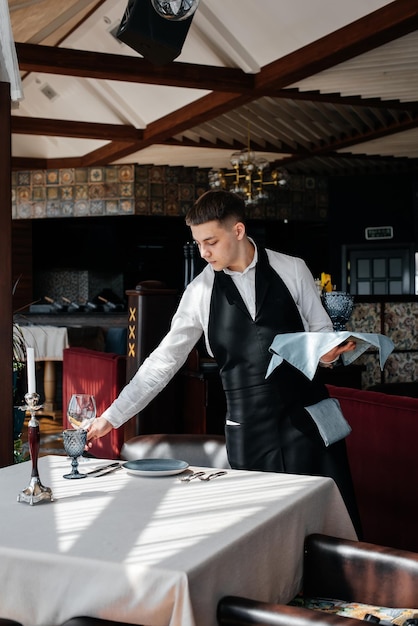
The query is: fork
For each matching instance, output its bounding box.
[197,471,227,481]
[179,471,206,482]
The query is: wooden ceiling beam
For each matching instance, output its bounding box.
[11,156,49,170]
[12,87,417,145]
[81,92,252,165]
[12,116,142,141]
[255,0,418,91]
[15,42,254,93]
[12,90,417,147]
[12,113,418,172]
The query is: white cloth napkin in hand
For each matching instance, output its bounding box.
[266,331,394,380]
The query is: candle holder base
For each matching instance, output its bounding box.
[17,476,54,505]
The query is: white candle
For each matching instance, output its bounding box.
[26,346,36,394]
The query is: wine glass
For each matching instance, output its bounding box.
[67,393,97,430]
[63,394,96,479]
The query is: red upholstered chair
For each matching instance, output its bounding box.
[217,533,418,625]
[326,385,418,551]
[62,347,126,459]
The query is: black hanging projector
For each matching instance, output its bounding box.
[116,0,194,65]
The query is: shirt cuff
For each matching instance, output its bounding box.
[318,356,340,368]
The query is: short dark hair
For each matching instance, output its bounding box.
[185,190,246,226]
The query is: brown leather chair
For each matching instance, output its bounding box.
[217,533,418,625]
[120,433,230,469]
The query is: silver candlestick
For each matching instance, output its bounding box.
[17,392,53,505]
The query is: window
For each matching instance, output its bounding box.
[342,245,415,295]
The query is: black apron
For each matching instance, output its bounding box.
[208,246,362,536]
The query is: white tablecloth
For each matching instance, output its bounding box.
[19,325,69,361]
[0,456,356,626]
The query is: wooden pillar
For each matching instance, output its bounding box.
[0,81,14,467]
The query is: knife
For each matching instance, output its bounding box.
[94,464,123,477]
[85,462,120,476]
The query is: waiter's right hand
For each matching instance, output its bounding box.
[87,416,113,444]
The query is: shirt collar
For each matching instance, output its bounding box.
[224,237,258,276]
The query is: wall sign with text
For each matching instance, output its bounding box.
[365,226,394,240]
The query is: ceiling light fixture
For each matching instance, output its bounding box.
[150,0,200,21]
[208,128,289,206]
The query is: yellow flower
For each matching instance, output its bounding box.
[321,272,333,292]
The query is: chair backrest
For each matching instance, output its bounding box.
[120,433,230,469]
[218,535,418,626]
[62,347,126,459]
[304,533,418,608]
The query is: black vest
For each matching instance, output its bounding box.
[208,246,328,471]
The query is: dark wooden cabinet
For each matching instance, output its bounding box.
[181,349,226,435]
[182,371,225,435]
[124,282,182,439]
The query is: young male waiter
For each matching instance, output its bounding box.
[87,190,361,535]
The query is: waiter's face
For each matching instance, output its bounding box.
[191,219,246,272]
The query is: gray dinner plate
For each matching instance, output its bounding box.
[122,458,189,476]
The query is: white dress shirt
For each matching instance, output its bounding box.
[101,242,333,427]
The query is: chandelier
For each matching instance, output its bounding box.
[208,147,290,206]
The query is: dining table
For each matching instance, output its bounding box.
[0,455,357,626]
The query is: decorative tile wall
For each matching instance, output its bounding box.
[347,300,418,388]
[11,164,329,220]
[12,165,136,219]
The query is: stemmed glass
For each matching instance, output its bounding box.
[62,429,88,479]
[63,394,96,479]
[67,393,97,430]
